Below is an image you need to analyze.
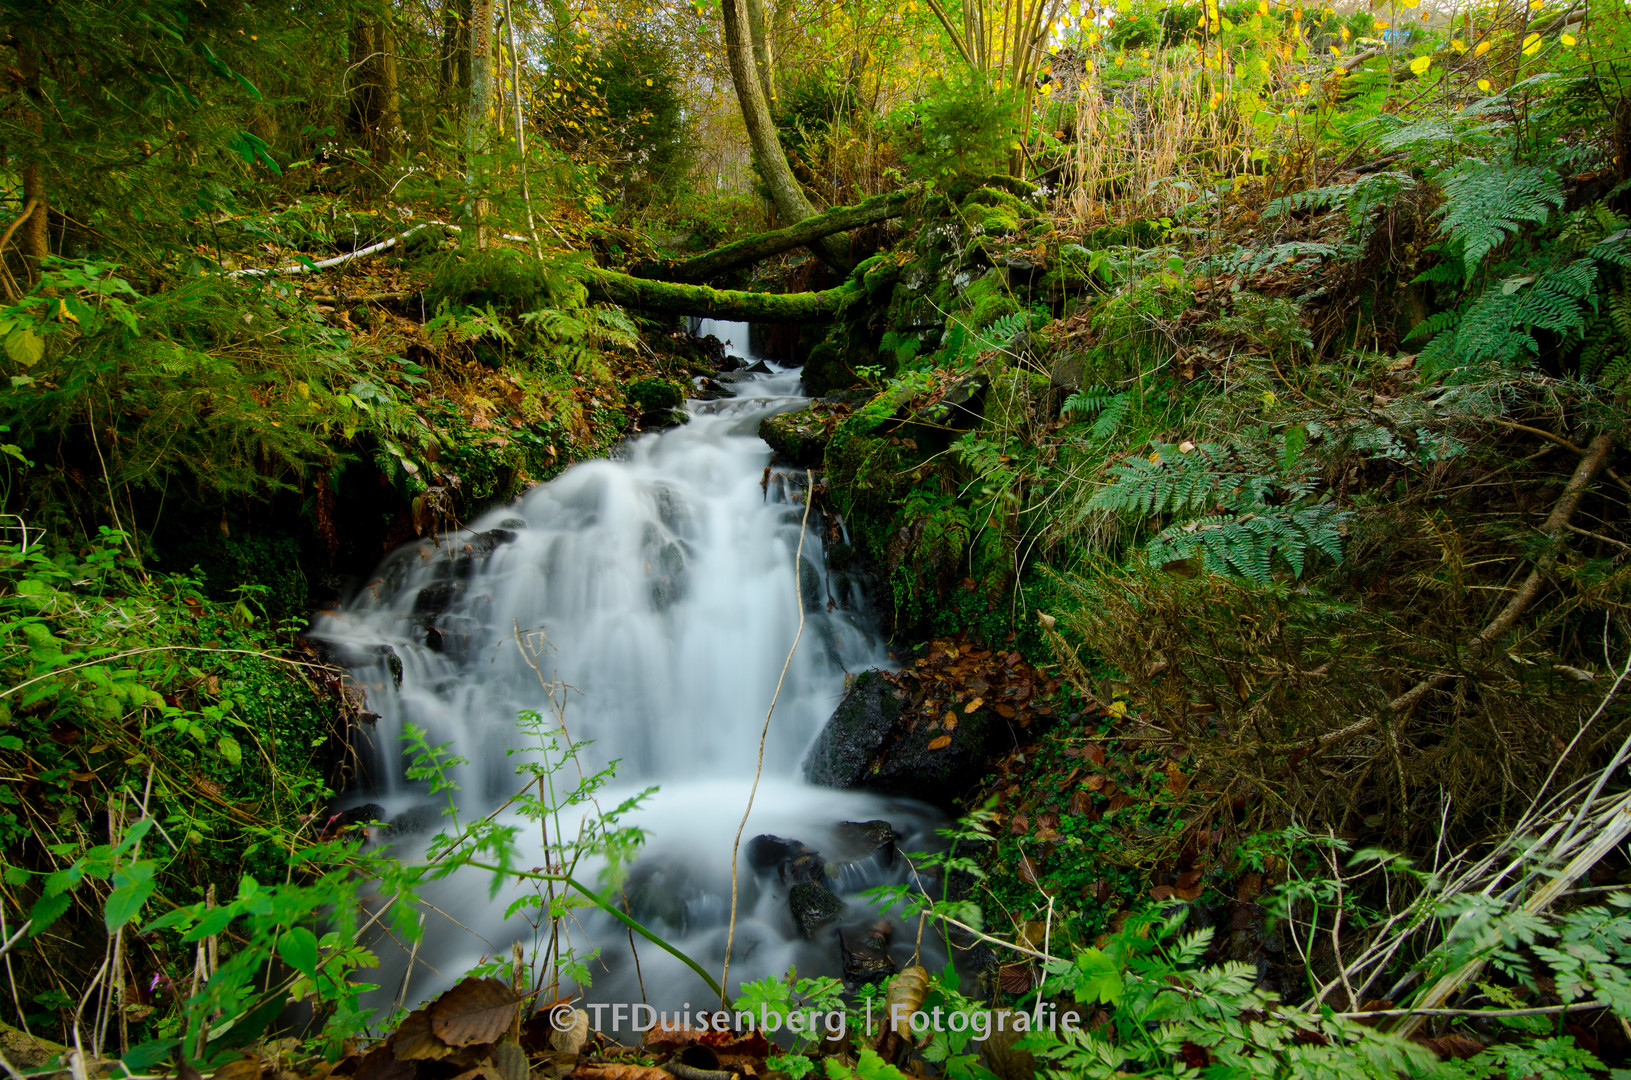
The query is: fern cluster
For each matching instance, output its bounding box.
[1088,436,1346,583]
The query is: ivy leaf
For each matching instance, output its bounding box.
[104,861,157,931]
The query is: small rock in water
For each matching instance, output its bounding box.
[745,359,773,374]
[790,882,843,938]
[746,834,829,887]
[839,925,897,986]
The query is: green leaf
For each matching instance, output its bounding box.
[104,862,157,931]
[28,890,73,935]
[278,926,320,980]
[5,327,44,367]
[1072,947,1123,1004]
[217,735,243,767]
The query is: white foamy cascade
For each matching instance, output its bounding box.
[309,322,946,1025]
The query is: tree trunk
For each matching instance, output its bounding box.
[15,27,47,280]
[721,0,851,272]
[375,17,401,161]
[660,187,920,282]
[349,13,402,162]
[585,268,856,321]
[463,0,497,248]
[439,0,473,102]
[745,0,777,109]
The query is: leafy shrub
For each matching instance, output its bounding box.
[888,71,1025,195]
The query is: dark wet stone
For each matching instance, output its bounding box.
[413,579,464,619]
[839,926,896,986]
[803,670,993,812]
[790,882,843,938]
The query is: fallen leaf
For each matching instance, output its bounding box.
[1017,855,1039,884]
[429,977,522,1049]
[212,1058,264,1080]
[927,735,952,750]
[995,703,1015,718]
[964,696,984,713]
[1149,885,1176,901]
[569,1067,673,1080]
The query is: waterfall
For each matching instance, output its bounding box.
[309,322,946,1027]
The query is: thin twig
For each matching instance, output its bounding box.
[720,470,813,1006]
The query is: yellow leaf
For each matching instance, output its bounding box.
[1451,38,1465,51]
[965,697,984,713]
[1107,699,1128,718]
[1478,78,1493,90]
[57,298,77,324]
[1340,25,1349,39]
[1296,80,1311,95]
[1400,0,1417,8]
[1329,43,1341,54]
[1409,54,1432,74]
[1474,40,1492,56]
[927,735,952,750]
[1375,19,1388,28]
[1561,32,1576,45]
[645,78,653,84]
[1258,0,1268,13]
[1523,31,1541,54]
[1087,31,1100,44]
[1291,5,1301,18]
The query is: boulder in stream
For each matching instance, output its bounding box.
[803,669,994,811]
[790,882,843,938]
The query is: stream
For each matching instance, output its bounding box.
[309,322,948,1028]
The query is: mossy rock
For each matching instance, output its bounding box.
[626,375,684,413]
[959,187,1038,237]
[959,268,1021,330]
[1084,219,1167,249]
[759,406,836,467]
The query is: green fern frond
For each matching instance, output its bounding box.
[1438,160,1565,282]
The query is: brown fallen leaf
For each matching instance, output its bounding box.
[1149,885,1176,901]
[393,1007,453,1062]
[964,696,984,713]
[212,1057,265,1080]
[430,977,523,1048]
[927,735,952,750]
[995,703,1016,718]
[1017,855,1039,885]
[569,1067,673,1080]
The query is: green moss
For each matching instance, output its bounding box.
[958,187,1036,236]
[959,269,1020,330]
[759,406,835,467]
[626,375,684,412]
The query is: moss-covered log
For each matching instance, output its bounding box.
[585,267,854,322]
[664,188,924,282]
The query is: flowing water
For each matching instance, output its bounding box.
[309,322,946,1026]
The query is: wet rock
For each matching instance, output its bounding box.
[759,407,832,468]
[905,373,987,433]
[1049,350,1088,393]
[413,578,465,619]
[839,925,897,986]
[834,820,897,863]
[790,882,843,938]
[803,671,899,790]
[746,359,773,374]
[693,377,737,401]
[718,354,747,372]
[803,670,993,812]
[746,834,829,887]
[623,859,723,934]
[642,407,689,430]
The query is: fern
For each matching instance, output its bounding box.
[1061,387,1134,441]
[1146,504,1348,584]
[1438,160,1565,282]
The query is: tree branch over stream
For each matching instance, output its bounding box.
[582,267,857,322]
[656,187,923,283]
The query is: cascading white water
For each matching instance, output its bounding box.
[309,322,946,1027]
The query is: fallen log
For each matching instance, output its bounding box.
[662,188,923,283]
[584,267,855,322]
